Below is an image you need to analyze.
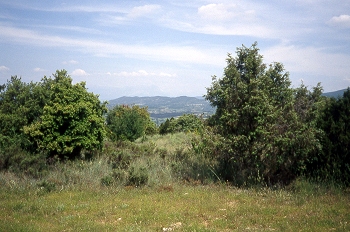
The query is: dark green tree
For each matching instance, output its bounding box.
[0,76,48,151]
[309,88,350,185]
[0,77,35,172]
[205,43,324,185]
[159,118,172,135]
[0,76,30,148]
[106,105,155,141]
[24,70,107,159]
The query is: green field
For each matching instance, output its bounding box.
[1,179,349,231]
[1,132,349,231]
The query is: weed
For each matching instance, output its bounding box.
[127,161,149,187]
[100,175,113,186]
[37,180,56,194]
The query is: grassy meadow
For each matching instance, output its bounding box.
[1,133,349,231]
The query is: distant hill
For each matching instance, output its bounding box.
[322,88,348,98]
[107,88,348,123]
[108,96,215,123]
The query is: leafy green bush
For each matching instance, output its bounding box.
[127,162,149,186]
[1,71,106,160]
[24,70,107,159]
[37,180,56,193]
[101,175,114,187]
[159,114,204,134]
[106,105,156,142]
[0,76,48,153]
[0,145,47,178]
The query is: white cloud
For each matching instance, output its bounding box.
[100,15,128,25]
[128,5,161,18]
[159,2,274,38]
[328,15,350,28]
[198,3,236,21]
[0,24,225,66]
[0,65,9,71]
[11,3,128,14]
[263,43,350,79]
[62,60,78,65]
[33,67,45,72]
[70,60,78,64]
[71,69,89,76]
[159,72,176,77]
[97,4,161,25]
[112,70,176,78]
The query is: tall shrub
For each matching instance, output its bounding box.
[159,114,204,135]
[24,70,107,159]
[309,88,350,185]
[205,43,323,185]
[106,105,155,142]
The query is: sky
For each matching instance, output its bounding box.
[0,0,350,100]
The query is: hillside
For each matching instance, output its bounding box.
[322,88,348,98]
[108,96,215,123]
[107,88,348,123]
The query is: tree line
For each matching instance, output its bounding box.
[0,43,349,186]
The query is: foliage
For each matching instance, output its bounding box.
[37,180,56,193]
[145,119,158,135]
[159,114,204,134]
[106,104,156,142]
[205,42,324,185]
[127,161,149,186]
[0,76,48,151]
[0,76,52,174]
[101,132,218,186]
[0,145,47,178]
[308,88,350,185]
[24,70,107,159]
[1,49,348,189]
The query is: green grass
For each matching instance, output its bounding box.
[0,181,349,231]
[135,132,194,153]
[1,133,349,231]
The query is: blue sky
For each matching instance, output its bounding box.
[0,0,349,100]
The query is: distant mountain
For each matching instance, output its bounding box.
[107,88,348,122]
[322,88,348,98]
[107,96,215,121]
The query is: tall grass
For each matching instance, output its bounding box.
[1,132,348,192]
[0,132,349,231]
[0,133,194,191]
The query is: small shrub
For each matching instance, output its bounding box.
[0,145,47,178]
[171,146,218,184]
[101,175,114,186]
[127,163,149,186]
[155,147,168,159]
[106,105,155,142]
[108,150,133,169]
[101,169,129,187]
[111,169,128,183]
[159,114,204,134]
[37,180,56,193]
